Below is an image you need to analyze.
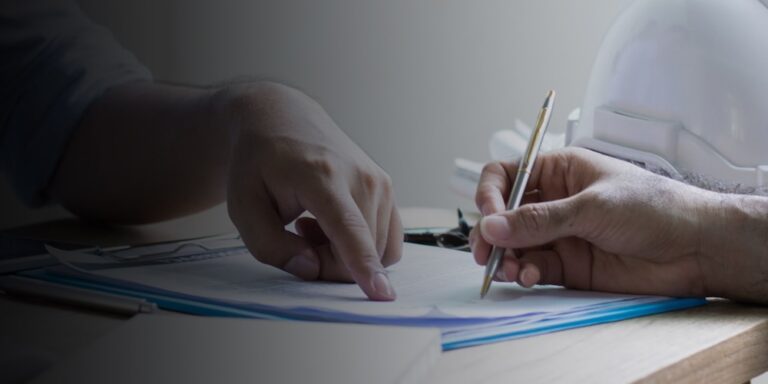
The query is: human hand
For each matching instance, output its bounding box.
[218,83,401,301]
[470,147,717,297]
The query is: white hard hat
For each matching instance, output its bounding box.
[568,0,768,188]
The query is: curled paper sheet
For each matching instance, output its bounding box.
[449,158,484,199]
[451,117,568,199]
[489,119,565,161]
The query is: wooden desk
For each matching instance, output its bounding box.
[4,207,768,383]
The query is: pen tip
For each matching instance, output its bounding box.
[480,275,492,299]
[543,90,556,109]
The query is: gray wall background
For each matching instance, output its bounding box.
[1,0,633,229]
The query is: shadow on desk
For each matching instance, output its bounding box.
[4,204,235,247]
[6,219,144,247]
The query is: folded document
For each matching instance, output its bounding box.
[28,236,706,350]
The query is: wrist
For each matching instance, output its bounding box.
[208,82,273,145]
[208,81,314,146]
[698,192,768,303]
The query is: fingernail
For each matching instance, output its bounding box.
[480,215,510,241]
[372,272,396,300]
[481,203,494,216]
[521,267,540,287]
[495,268,507,282]
[284,251,319,280]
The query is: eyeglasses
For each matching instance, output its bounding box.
[403,209,472,251]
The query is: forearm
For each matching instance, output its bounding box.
[50,82,232,224]
[701,193,768,303]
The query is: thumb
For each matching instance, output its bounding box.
[479,196,583,248]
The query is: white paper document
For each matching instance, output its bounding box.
[36,238,705,350]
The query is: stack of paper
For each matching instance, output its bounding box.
[27,238,705,350]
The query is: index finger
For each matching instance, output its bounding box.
[304,188,396,301]
[476,162,512,216]
[479,150,578,214]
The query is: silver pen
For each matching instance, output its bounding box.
[481,90,555,298]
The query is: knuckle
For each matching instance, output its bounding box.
[578,189,600,206]
[475,181,502,207]
[358,169,379,193]
[380,173,394,193]
[474,190,485,208]
[518,204,548,234]
[579,189,608,213]
[475,185,495,205]
[578,190,610,225]
[469,227,479,248]
[481,162,502,177]
[307,157,336,179]
[357,167,393,196]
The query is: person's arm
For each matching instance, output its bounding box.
[700,193,768,303]
[51,82,227,223]
[470,147,768,304]
[3,2,399,300]
[51,81,401,301]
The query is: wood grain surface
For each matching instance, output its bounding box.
[428,300,768,383]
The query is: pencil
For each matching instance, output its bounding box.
[0,275,156,315]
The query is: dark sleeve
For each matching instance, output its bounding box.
[0,0,152,206]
